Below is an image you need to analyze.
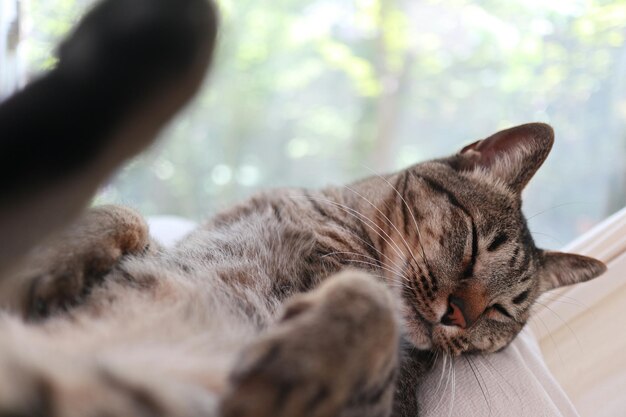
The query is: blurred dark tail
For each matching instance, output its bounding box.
[0,0,219,279]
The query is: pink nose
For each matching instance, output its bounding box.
[440,287,487,329]
[441,296,469,328]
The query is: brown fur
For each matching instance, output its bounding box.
[0,123,606,417]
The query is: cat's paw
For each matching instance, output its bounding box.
[25,205,150,320]
[220,270,400,417]
[1,205,150,320]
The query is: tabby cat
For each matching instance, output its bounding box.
[0,123,605,417]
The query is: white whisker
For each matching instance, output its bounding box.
[479,355,524,412]
[448,356,456,417]
[290,195,408,274]
[530,309,565,365]
[318,244,408,284]
[361,165,432,269]
[343,184,423,278]
[466,356,491,415]
[433,353,448,398]
[535,300,582,352]
[320,254,412,289]
[432,352,453,414]
[319,250,406,278]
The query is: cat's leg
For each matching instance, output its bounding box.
[0,318,219,417]
[220,270,401,417]
[0,205,153,320]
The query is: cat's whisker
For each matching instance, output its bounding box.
[541,293,588,309]
[552,293,588,306]
[448,356,457,417]
[432,352,448,399]
[323,191,409,263]
[430,349,440,373]
[530,308,565,366]
[290,195,408,274]
[539,296,585,309]
[475,357,509,405]
[384,276,417,292]
[526,201,591,222]
[320,254,412,288]
[465,356,491,415]
[319,250,407,278]
[385,283,415,292]
[475,357,492,411]
[432,349,440,366]
[433,352,453,414]
[384,279,415,292]
[337,184,442,305]
[322,252,411,289]
[318,245,409,283]
[479,355,524,410]
[360,165,432,270]
[342,185,423,280]
[290,194,405,263]
[529,230,565,246]
[534,300,583,352]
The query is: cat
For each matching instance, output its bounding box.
[0,122,606,417]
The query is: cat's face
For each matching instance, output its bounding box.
[391,123,606,355]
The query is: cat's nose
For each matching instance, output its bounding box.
[440,289,487,329]
[441,296,469,328]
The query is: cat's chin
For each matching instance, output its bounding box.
[403,318,433,350]
[398,299,436,350]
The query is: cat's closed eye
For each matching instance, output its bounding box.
[486,303,513,320]
[461,224,478,280]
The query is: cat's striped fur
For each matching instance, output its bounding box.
[0,123,606,417]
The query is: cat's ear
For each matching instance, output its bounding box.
[457,123,554,193]
[539,251,606,292]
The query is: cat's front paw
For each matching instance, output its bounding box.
[220,270,400,417]
[0,205,149,320]
[27,206,151,321]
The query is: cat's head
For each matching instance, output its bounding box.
[387,123,606,354]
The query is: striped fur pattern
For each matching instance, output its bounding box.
[0,123,606,417]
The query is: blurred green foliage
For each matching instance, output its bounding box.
[23,0,626,248]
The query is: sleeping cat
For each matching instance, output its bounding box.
[0,123,605,417]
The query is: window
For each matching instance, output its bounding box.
[7,0,626,249]
[0,0,23,99]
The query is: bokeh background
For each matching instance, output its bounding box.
[2,0,626,249]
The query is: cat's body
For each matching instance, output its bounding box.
[0,124,607,417]
[0,192,400,417]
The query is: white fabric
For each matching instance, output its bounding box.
[417,328,579,417]
[533,207,626,417]
[147,215,196,247]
